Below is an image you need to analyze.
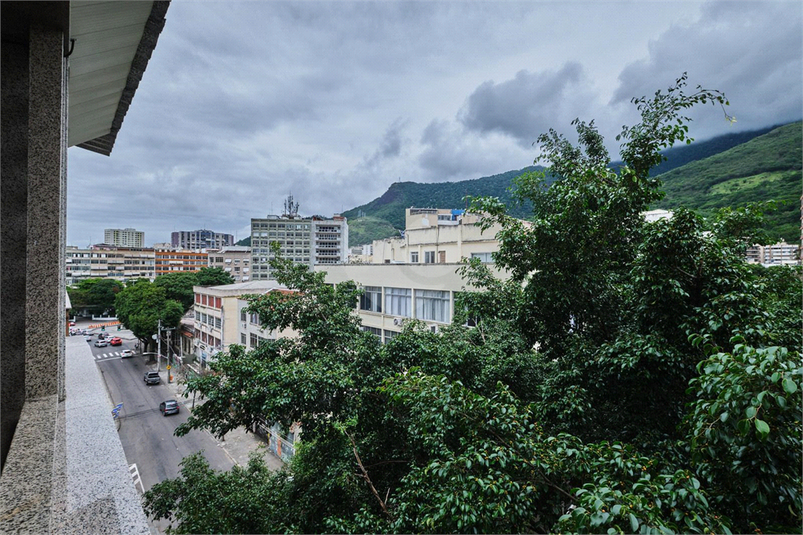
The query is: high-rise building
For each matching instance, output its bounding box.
[250,215,348,279]
[104,227,144,248]
[171,229,234,250]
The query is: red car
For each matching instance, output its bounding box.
[109,337,122,346]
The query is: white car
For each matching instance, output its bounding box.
[120,349,134,358]
[94,339,108,347]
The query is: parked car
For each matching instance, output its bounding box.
[69,321,75,326]
[109,337,122,346]
[94,339,108,347]
[159,400,179,416]
[84,336,92,343]
[120,349,134,358]
[144,371,160,385]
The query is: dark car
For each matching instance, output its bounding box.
[144,371,160,385]
[159,400,179,416]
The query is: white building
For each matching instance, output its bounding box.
[192,281,297,368]
[318,262,508,343]
[369,208,503,265]
[207,246,252,283]
[745,241,800,266]
[103,227,144,248]
[251,214,348,280]
[66,245,155,285]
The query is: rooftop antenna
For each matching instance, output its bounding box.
[283,194,299,219]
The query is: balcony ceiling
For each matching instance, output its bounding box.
[68,1,169,156]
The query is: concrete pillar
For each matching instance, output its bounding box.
[25,24,67,401]
[0,41,31,470]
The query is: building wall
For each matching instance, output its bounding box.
[103,227,144,248]
[171,229,234,250]
[745,241,800,266]
[207,246,252,282]
[317,263,508,343]
[155,249,208,274]
[66,246,155,284]
[371,209,500,264]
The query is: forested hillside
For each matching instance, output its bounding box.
[653,121,802,242]
[344,121,800,246]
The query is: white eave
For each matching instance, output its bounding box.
[68,1,169,156]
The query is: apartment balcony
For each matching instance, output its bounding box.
[0,336,149,533]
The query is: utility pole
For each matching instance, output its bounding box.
[157,319,176,378]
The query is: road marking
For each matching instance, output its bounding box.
[129,463,144,493]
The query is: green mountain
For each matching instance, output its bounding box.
[344,122,800,247]
[343,167,543,245]
[236,236,251,247]
[653,121,801,243]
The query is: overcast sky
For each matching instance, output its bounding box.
[67,0,803,247]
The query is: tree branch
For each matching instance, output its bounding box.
[346,431,394,520]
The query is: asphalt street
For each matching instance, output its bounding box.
[79,323,235,533]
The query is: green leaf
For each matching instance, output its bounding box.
[629,513,639,532]
[782,377,797,394]
[719,412,729,423]
[745,406,756,419]
[755,419,770,436]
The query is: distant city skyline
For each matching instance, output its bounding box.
[67,1,803,246]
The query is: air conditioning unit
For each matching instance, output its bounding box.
[430,325,439,334]
[393,317,404,326]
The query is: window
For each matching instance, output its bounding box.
[416,290,451,323]
[359,286,382,313]
[250,312,260,325]
[241,309,247,322]
[385,287,411,317]
[362,326,382,339]
[241,333,246,345]
[471,252,493,263]
[215,317,221,329]
[250,333,258,348]
[383,329,399,342]
[424,251,436,264]
[410,252,419,263]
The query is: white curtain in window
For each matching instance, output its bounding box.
[416,290,450,322]
[385,287,411,317]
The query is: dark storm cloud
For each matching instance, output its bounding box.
[459,63,593,146]
[612,1,802,139]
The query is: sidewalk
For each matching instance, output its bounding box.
[158,366,285,472]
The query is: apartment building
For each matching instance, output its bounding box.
[66,246,155,285]
[171,229,234,250]
[251,214,348,280]
[318,262,508,343]
[207,246,252,282]
[192,281,297,368]
[104,227,145,248]
[370,208,502,264]
[155,249,208,275]
[745,241,800,266]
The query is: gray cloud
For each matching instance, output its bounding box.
[66,1,803,246]
[459,63,594,146]
[612,1,802,140]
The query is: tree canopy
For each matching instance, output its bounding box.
[143,75,801,534]
[153,268,234,312]
[67,278,124,315]
[115,280,184,349]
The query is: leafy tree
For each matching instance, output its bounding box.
[153,272,198,311]
[153,268,234,313]
[196,266,234,287]
[67,278,124,316]
[144,75,801,534]
[115,280,184,351]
